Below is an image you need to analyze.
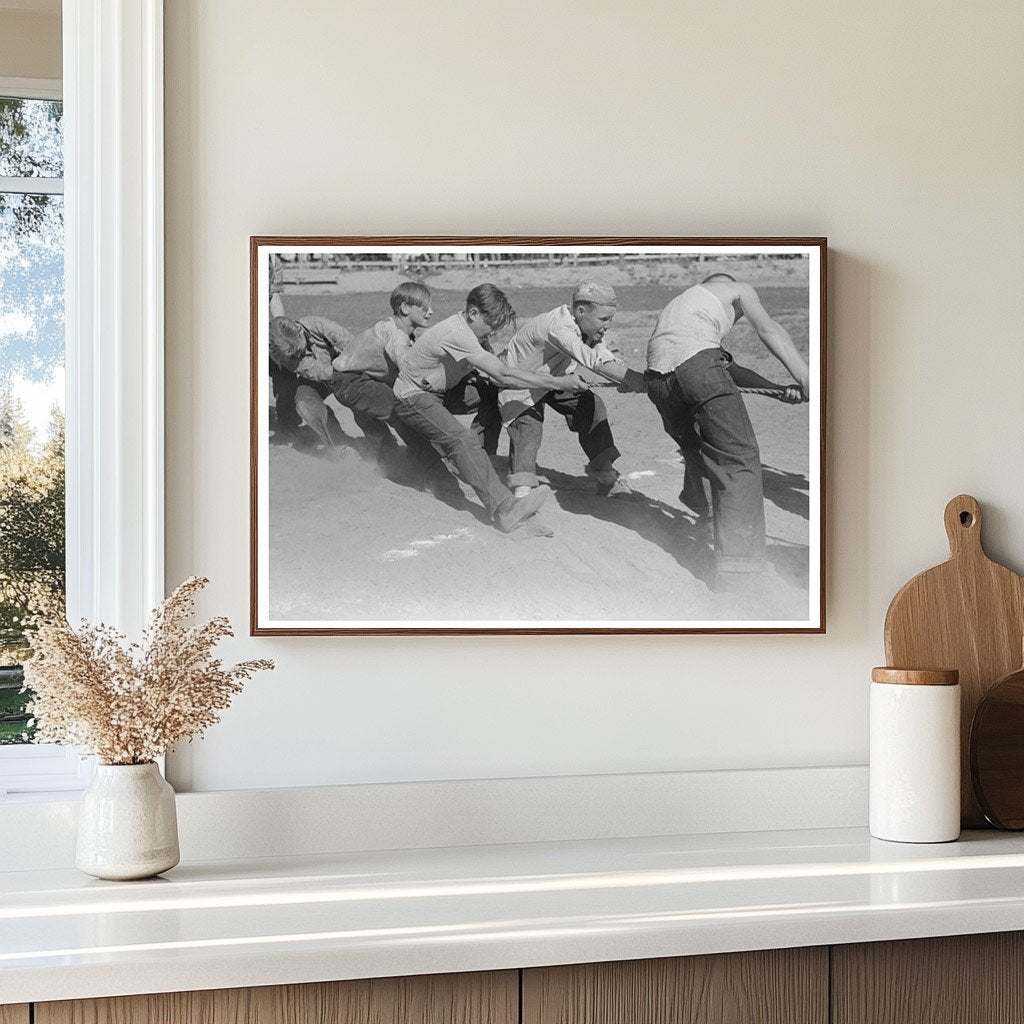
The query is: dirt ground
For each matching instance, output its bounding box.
[265,267,814,626]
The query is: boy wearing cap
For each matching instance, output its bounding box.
[498,281,646,498]
[394,284,588,535]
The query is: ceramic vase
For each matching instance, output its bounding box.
[76,762,180,880]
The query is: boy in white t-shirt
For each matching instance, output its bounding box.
[394,284,587,535]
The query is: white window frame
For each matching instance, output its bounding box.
[0,75,84,796]
[0,0,164,797]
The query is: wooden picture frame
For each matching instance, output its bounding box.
[251,237,826,635]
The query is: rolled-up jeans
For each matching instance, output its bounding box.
[645,348,766,574]
[394,389,515,518]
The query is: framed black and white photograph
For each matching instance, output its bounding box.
[250,237,826,635]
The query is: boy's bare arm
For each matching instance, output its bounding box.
[466,349,586,392]
[736,284,810,396]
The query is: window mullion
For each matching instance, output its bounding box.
[0,176,64,195]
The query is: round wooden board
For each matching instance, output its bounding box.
[971,664,1024,829]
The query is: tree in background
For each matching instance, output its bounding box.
[0,391,65,651]
[0,393,65,742]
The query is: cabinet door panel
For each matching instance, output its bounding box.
[832,932,1024,1024]
[36,971,517,1024]
[0,1006,30,1024]
[523,949,828,1024]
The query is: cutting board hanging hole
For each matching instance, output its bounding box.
[944,494,982,555]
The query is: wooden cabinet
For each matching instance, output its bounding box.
[13,933,1024,1024]
[832,932,1024,1024]
[34,972,517,1024]
[522,948,828,1024]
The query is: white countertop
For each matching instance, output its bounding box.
[4,826,1024,1005]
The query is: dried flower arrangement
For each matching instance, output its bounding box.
[22,577,273,765]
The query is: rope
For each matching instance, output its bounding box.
[737,385,790,398]
[589,381,791,399]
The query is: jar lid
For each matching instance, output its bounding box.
[871,667,959,686]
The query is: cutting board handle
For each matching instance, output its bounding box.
[944,494,983,559]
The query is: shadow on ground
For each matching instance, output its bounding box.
[269,408,482,519]
[535,462,716,586]
[762,465,809,520]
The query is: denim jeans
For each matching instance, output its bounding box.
[646,348,766,573]
[333,371,396,436]
[269,358,302,433]
[332,370,442,470]
[394,390,514,518]
[448,375,502,456]
[506,390,620,488]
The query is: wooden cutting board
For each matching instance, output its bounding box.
[884,494,1024,827]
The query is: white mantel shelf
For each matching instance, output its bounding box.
[4,827,1024,1005]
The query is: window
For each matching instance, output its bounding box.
[0,79,83,795]
[1,6,166,798]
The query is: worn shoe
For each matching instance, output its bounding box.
[509,516,555,539]
[597,476,643,500]
[585,465,618,486]
[587,465,641,499]
[495,485,552,533]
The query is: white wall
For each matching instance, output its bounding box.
[163,0,1024,792]
[0,7,61,80]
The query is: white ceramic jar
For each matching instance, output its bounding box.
[76,762,180,880]
[870,667,961,843]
